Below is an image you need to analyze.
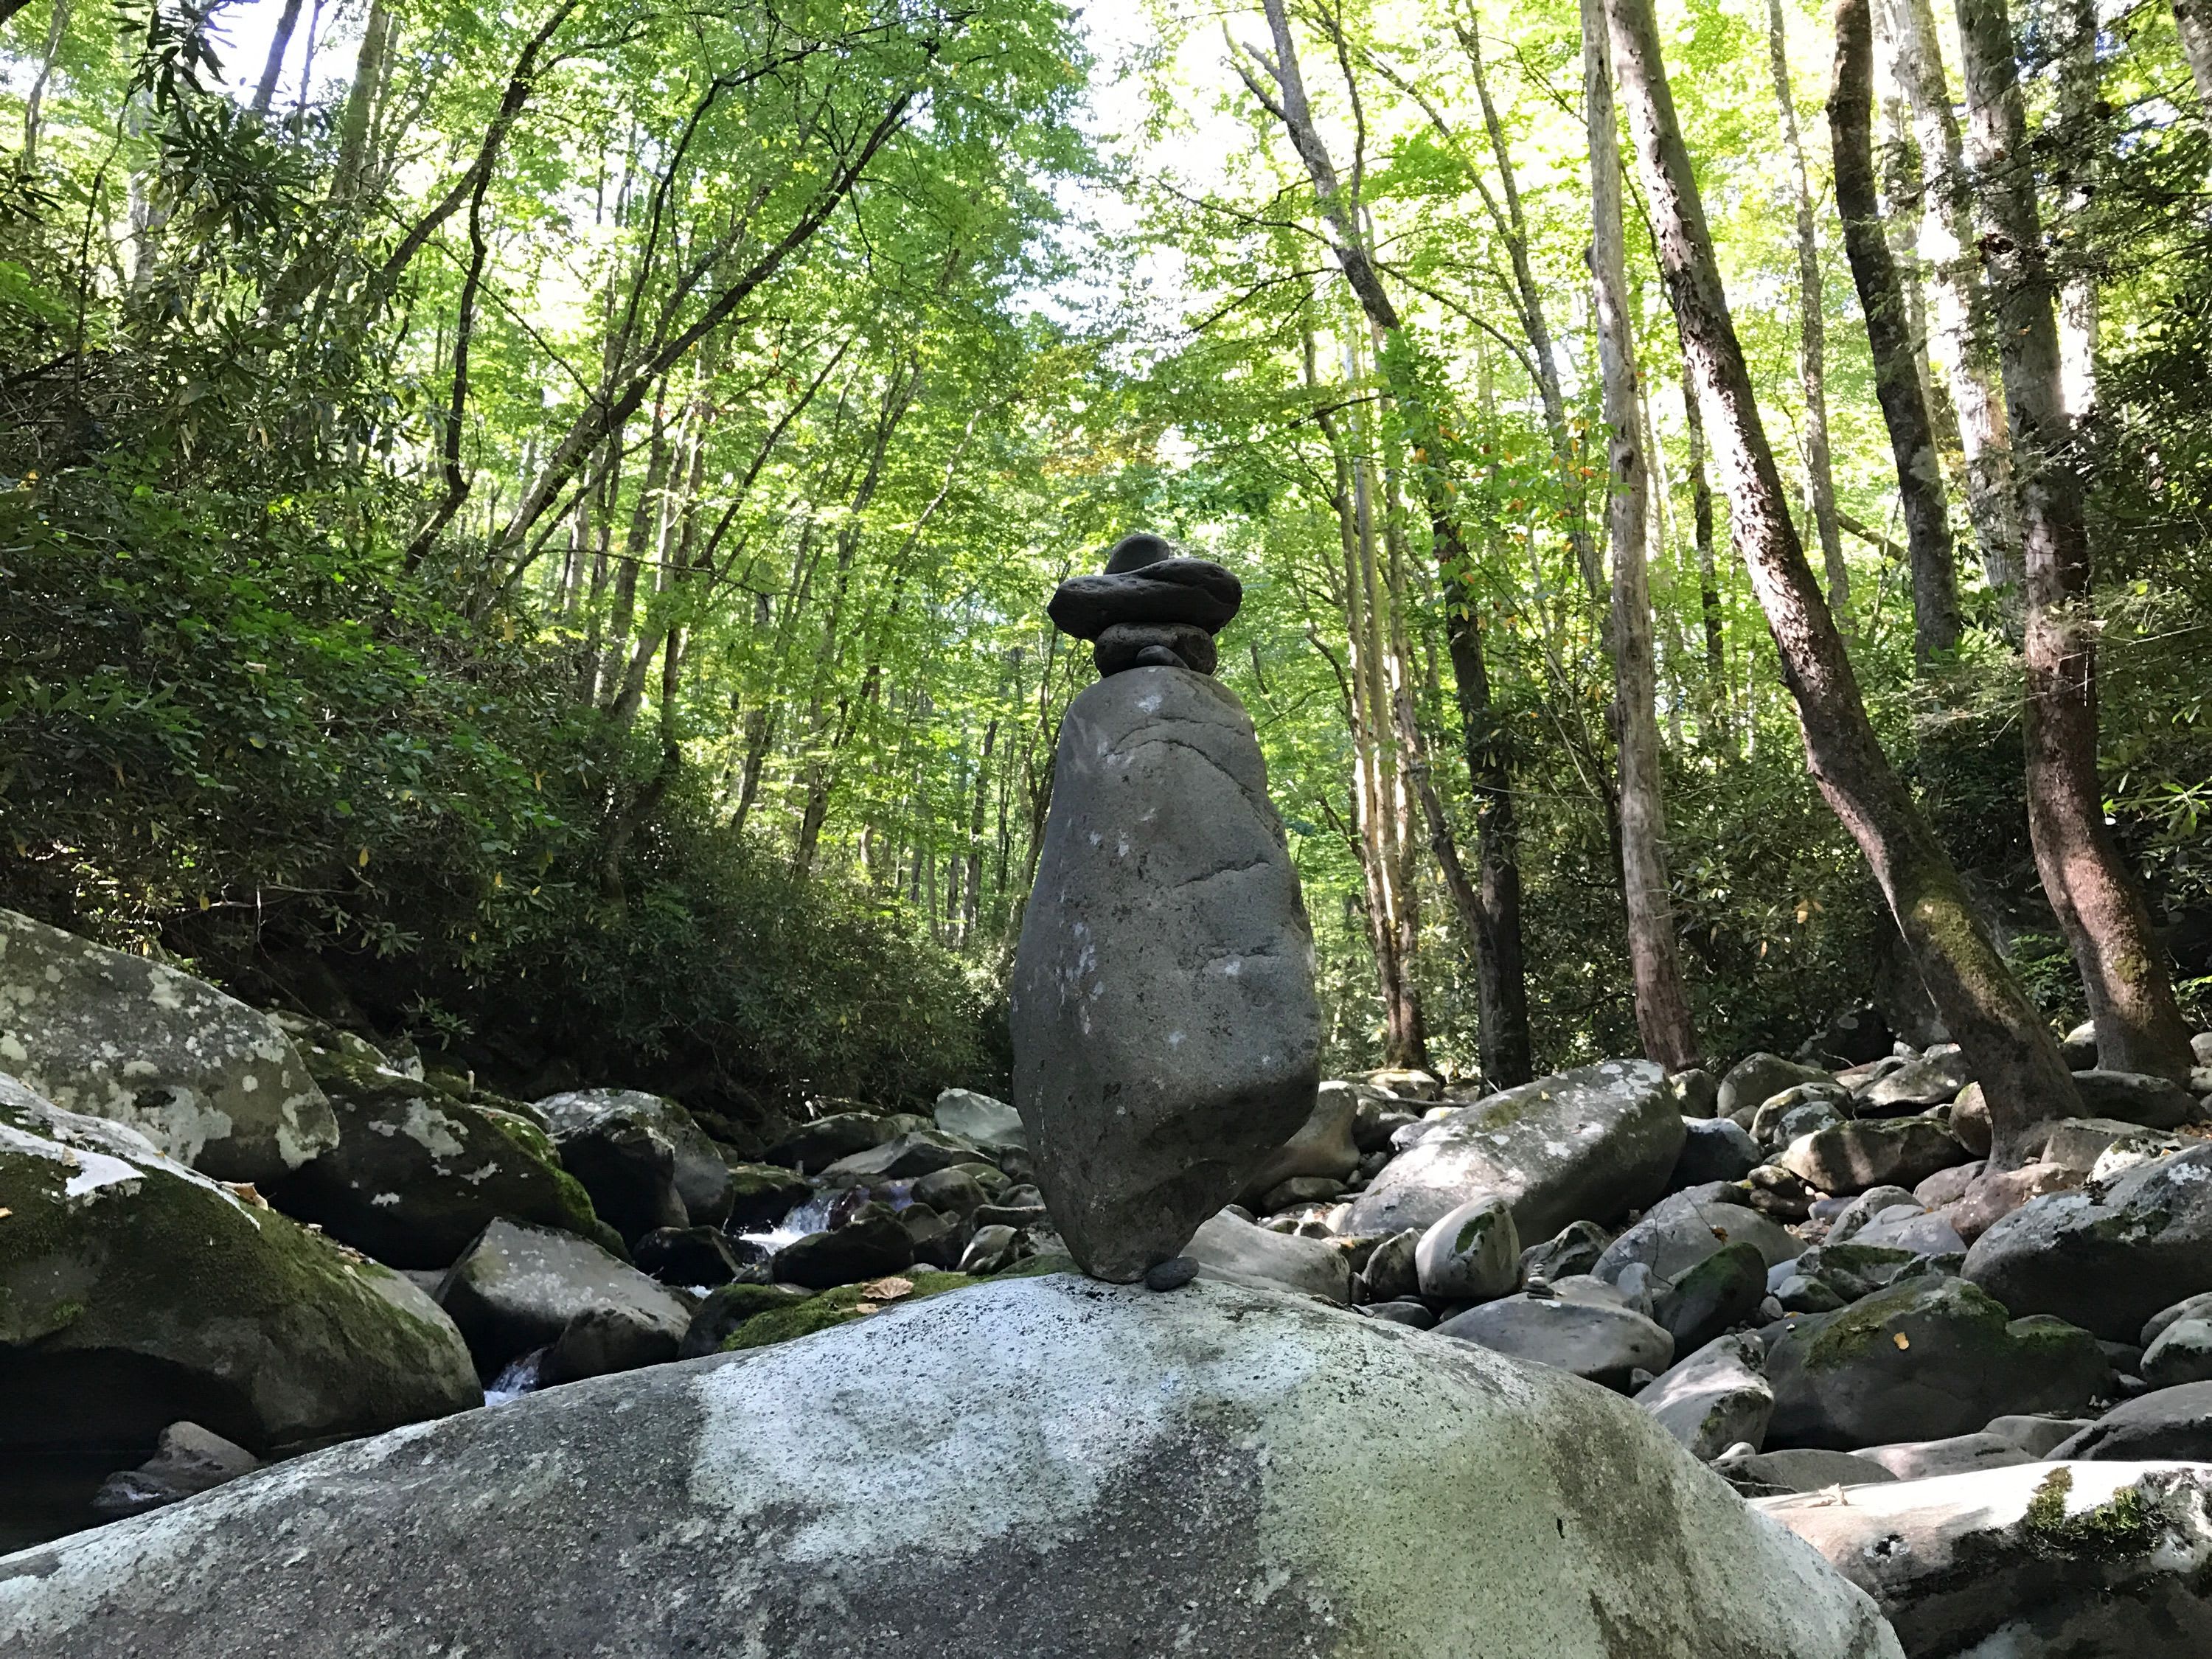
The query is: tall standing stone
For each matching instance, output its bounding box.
[1012,535,1320,1281]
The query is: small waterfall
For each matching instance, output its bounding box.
[732,1179,914,1251]
[484,1346,551,1407]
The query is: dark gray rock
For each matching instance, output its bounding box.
[2051,1381,2212,1459]
[1357,1298,1436,1328]
[1854,1432,2034,1480]
[1653,1241,1768,1352]
[898,1203,972,1270]
[678,1284,815,1360]
[1813,1007,1894,1068]
[1983,1413,2093,1456]
[546,1103,686,1245]
[956,1223,1023,1276]
[542,1303,681,1385]
[2068,1068,2200,1130]
[1239,1082,1360,1205]
[0,1276,1903,1659]
[1767,1275,2112,1448]
[273,1054,608,1269]
[1436,1292,1676,1389]
[632,1225,745,1287]
[1964,1144,2212,1342]
[764,1113,897,1173]
[90,1422,259,1521]
[819,1130,979,1183]
[1354,1226,1421,1302]
[1857,1046,1972,1113]
[0,1078,479,1455]
[771,1206,915,1290]
[1669,1116,1761,1186]
[1517,1218,1611,1285]
[1666,1068,1719,1119]
[1346,1060,1683,1242]
[535,1089,732,1228]
[0,908,336,1185]
[1046,558,1242,639]
[1011,669,1320,1281]
[723,1162,815,1229]
[911,1166,987,1218]
[1717,1447,1894,1496]
[1095,622,1217,676]
[437,1218,689,1379]
[1591,1187,1801,1285]
[1636,1332,1773,1459]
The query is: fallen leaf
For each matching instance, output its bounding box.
[1893,1332,1910,1350]
[0,1207,12,1219]
[860,1276,915,1302]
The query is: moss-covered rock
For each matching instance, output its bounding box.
[714,1256,1078,1354]
[270,1049,615,1269]
[722,1162,814,1231]
[0,908,337,1185]
[0,1074,479,1455]
[1767,1274,2111,1449]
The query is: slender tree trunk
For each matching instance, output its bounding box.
[331,1,395,201]
[2052,0,2099,421]
[1767,0,1850,623]
[1830,0,1964,664]
[1607,0,2083,1158]
[1879,0,2023,619]
[1954,0,2196,1080]
[251,0,307,114]
[1587,0,1700,1071]
[2177,0,2212,122]
[21,0,72,164]
[1683,361,1728,698]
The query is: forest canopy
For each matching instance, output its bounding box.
[0,0,2205,1135]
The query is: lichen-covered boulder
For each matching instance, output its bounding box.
[534,1088,732,1229]
[0,908,336,1185]
[1767,1275,2112,1449]
[0,1276,1901,1659]
[0,1075,477,1457]
[1347,1060,1684,1241]
[271,1053,610,1269]
[1010,667,1321,1281]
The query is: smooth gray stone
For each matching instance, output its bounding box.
[1346,1060,1683,1242]
[0,907,336,1184]
[1981,1413,2094,1457]
[1436,1291,1675,1389]
[1965,1144,2212,1341]
[1637,1332,1774,1460]
[0,1276,1902,1659]
[1717,1447,1896,1496]
[1824,1186,1919,1243]
[2143,1319,2212,1389]
[933,1088,1026,1152]
[2144,1290,2212,1350]
[1717,1053,1837,1121]
[1857,1046,1972,1111]
[438,1218,689,1379]
[1184,1211,1350,1304]
[535,1088,732,1228]
[1046,559,1242,639]
[1011,669,1320,1281]
[90,1422,260,1520]
[1778,1116,1969,1195]
[1595,1187,1802,1289]
[1413,1194,1520,1302]
[1854,1432,2035,1480]
[1517,1218,1612,1285]
[2052,1382,2212,1460]
[1848,1209,1967,1258]
[2070,1068,2200,1130]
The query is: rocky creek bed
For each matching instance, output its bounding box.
[8,903,2212,1654]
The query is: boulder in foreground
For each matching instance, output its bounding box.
[0,1276,1900,1659]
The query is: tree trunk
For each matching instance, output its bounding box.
[1953,0,2197,1081]
[1587,0,1700,1071]
[1829,0,1964,664]
[1877,0,2023,619]
[2177,0,2212,122]
[1767,0,1850,624]
[251,0,307,114]
[1607,0,2083,1158]
[331,1,395,201]
[2052,0,2099,420]
[21,0,72,164]
[1683,361,1728,700]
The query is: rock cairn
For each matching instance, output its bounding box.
[1010,532,1322,1282]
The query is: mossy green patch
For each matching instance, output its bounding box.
[718,1259,1078,1352]
[2021,1466,2160,1559]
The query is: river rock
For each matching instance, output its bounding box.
[535,1089,731,1227]
[1964,1143,2212,1341]
[537,1099,686,1245]
[1826,1185,1919,1242]
[1778,1116,1969,1195]
[1010,667,1321,1281]
[1413,1194,1519,1302]
[1239,1080,1360,1205]
[2052,1382,2212,1460]
[933,1088,1026,1152]
[1652,1240,1767,1350]
[0,908,337,1185]
[1636,1332,1774,1459]
[1593,1186,1801,1289]
[819,1128,978,1183]
[1717,1052,1837,1121]
[1046,558,1242,638]
[1517,1218,1611,1284]
[1669,1116,1761,1186]
[1857,1044,1974,1113]
[89,1421,260,1521]
[1759,1461,2212,1658]
[771,1204,916,1290]
[271,1052,608,1269]
[0,1076,477,1456]
[1854,1432,2036,1480]
[1183,1209,1350,1304]
[0,1275,1902,1659]
[763,1111,897,1172]
[1347,1060,1683,1241]
[1436,1291,1675,1388]
[1718,1446,1896,1497]
[2143,1318,2212,1388]
[1767,1274,2112,1448]
[2069,1068,2200,1129]
[435,1217,689,1378]
[1095,622,1218,676]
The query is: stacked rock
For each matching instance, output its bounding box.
[1046,532,1242,678]
[1011,530,1321,1282]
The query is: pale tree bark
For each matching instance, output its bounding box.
[331,1,396,201]
[1683,360,1728,700]
[1767,0,1849,623]
[251,0,307,114]
[1830,0,1964,663]
[1877,0,2023,619]
[1954,0,2196,1079]
[2177,0,2212,122]
[1586,0,1700,1071]
[1607,0,2084,1158]
[21,0,70,165]
[2051,0,2099,420]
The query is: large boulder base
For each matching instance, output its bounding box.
[1011,669,1321,1281]
[1348,1060,1684,1240]
[0,1276,1900,1659]
[0,1077,478,1457]
[0,908,337,1185]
